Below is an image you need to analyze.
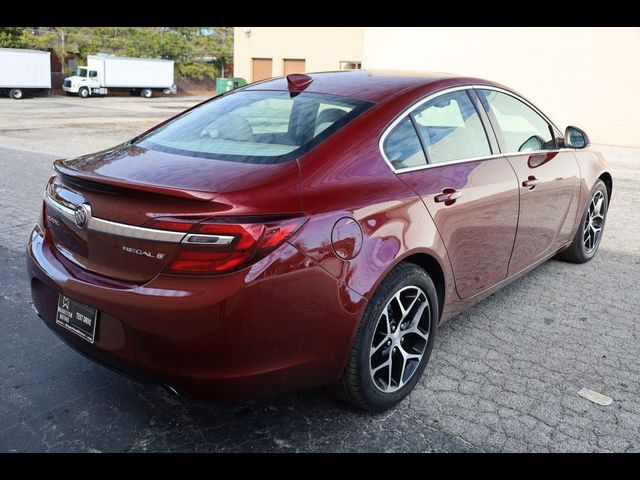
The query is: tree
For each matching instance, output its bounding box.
[0,27,26,48]
[5,27,234,81]
[210,27,233,77]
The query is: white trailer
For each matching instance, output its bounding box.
[0,48,51,99]
[63,55,176,98]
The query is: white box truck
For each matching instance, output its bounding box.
[0,48,51,99]
[63,55,177,98]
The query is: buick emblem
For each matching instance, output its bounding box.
[74,204,91,229]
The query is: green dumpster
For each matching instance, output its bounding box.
[216,77,247,95]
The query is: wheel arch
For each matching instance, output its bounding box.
[400,252,446,321]
[599,171,613,201]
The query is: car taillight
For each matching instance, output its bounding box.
[148,216,307,275]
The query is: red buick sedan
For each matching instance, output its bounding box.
[27,71,611,410]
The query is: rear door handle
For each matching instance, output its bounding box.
[434,188,462,204]
[522,176,539,189]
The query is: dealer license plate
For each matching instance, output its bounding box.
[56,294,98,343]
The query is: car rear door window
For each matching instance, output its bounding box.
[476,89,556,153]
[411,90,491,164]
[382,117,427,170]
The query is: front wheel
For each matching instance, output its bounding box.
[78,87,89,98]
[9,88,23,100]
[329,263,438,410]
[556,180,608,263]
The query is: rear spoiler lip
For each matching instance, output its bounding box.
[53,159,217,202]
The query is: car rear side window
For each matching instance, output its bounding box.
[382,117,427,170]
[137,91,372,164]
[411,90,491,164]
[476,89,556,153]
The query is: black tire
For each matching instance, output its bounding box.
[556,179,608,263]
[130,89,139,96]
[329,262,438,411]
[9,88,23,100]
[79,87,89,98]
[140,88,153,98]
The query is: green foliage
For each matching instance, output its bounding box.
[0,27,26,48]
[176,62,217,80]
[4,27,233,80]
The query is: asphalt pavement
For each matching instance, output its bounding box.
[1,95,639,452]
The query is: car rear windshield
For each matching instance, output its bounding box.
[137,90,373,164]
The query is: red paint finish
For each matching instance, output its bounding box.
[331,217,363,260]
[398,158,520,299]
[286,73,313,90]
[506,151,581,275]
[26,70,611,400]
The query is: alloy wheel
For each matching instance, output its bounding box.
[369,285,430,393]
[583,190,605,253]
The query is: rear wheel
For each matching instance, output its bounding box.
[79,87,89,98]
[329,263,438,410]
[556,180,608,263]
[141,88,153,98]
[9,88,23,100]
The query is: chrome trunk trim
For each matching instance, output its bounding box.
[44,192,228,244]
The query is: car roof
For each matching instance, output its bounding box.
[243,69,501,103]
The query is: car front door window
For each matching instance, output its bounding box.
[476,89,557,153]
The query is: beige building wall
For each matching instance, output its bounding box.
[362,27,640,147]
[233,27,364,82]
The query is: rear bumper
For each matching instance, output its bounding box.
[26,225,366,400]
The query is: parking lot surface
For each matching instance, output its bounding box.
[1,95,639,452]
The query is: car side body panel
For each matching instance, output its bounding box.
[505,150,581,275]
[572,148,612,224]
[291,81,478,325]
[398,158,520,300]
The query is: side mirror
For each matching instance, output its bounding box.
[519,135,544,152]
[564,126,590,149]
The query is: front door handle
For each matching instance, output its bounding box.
[434,188,462,205]
[522,176,539,190]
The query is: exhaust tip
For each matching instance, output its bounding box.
[161,384,179,396]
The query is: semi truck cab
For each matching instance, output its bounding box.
[63,67,106,97]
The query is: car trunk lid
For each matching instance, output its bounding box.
[45,145,303,283]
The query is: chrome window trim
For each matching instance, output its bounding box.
[378,84,570,174]
[44,192,232,245]
[393,153,504,173]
